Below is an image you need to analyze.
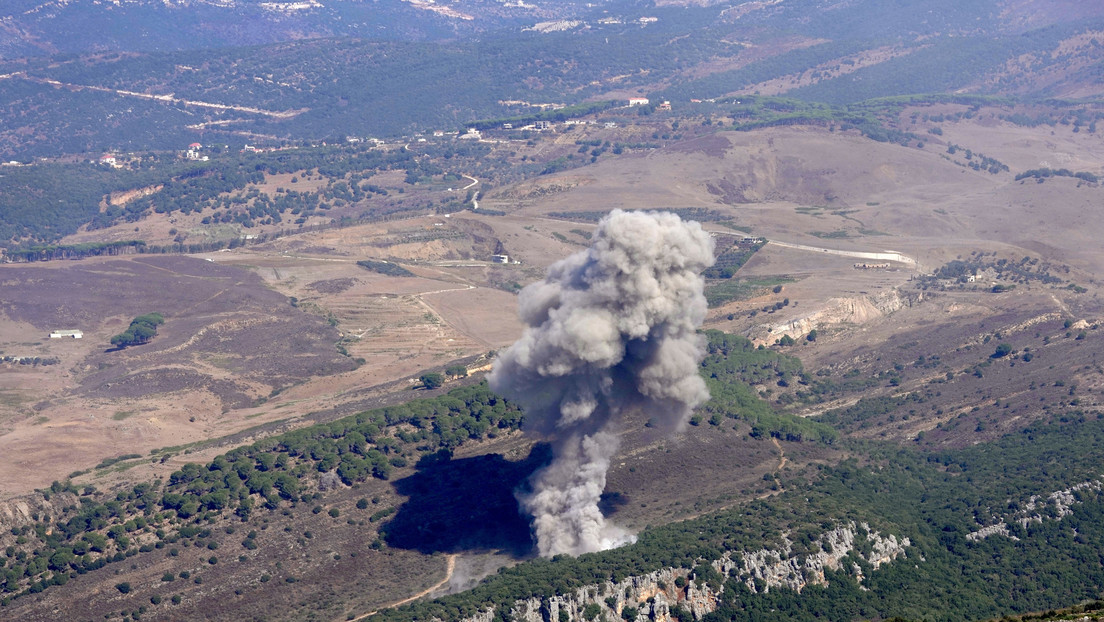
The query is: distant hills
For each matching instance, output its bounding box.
[0,0,571,57]
[0,0,1103,158]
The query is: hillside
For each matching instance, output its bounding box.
[0,0,563,58]
[1,0,1103,157]
[0,98,1103,619]
[3,2,1104,621]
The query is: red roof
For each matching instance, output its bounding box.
[188,142,202,148]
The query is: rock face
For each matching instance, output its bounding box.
[0,492,78,530]
[750,288,920,345]
[0,492,80,549]
[456,522,910,622]
[967,476,1104,541]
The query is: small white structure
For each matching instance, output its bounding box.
[628,97,650,107]
[50,330,83,339]
[491,254,510,264]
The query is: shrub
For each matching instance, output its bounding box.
[419,373,444,389]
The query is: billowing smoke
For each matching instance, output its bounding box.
[488,210,715,557]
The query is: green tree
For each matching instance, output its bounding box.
[420,373,445,389]
[110,312,165,348]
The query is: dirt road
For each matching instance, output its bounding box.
[347,553,457,621]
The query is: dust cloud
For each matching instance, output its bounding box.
[489,210,714,556]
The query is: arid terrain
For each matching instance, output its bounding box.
[2,102,1104,620]
[2,103,1102,506]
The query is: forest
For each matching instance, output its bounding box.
[2,0,1102,158]
[0,140,496,249]
[0,331,837,605]
[380,413,1104,622]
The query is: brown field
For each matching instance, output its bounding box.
[5,117,1103,498]
[4,112,1104,619]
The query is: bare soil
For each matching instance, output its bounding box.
[5,115,1104,620]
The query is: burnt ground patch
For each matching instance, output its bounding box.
[382,444,553,556]
[308,277,358,294]
[0,254,356,406]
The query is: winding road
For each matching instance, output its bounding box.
[347,554,457,621]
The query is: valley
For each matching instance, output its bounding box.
[2,1,1104,620]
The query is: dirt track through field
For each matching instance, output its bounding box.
[347,554,457,621]
[771,437,787,472]
[765,240,918,267]
[24,75,303,118]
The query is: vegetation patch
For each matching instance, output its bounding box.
[705,277,793,308]
[356,260,414,278]
[1015,168,1099,184]
[110,313,165,349]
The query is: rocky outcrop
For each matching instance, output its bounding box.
[0,492,80,548]
[456,522,910,622]
[750,288,919,345]
[968,477,1104,541]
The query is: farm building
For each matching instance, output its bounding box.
[49,329,83,339]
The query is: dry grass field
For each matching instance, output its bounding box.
[3,113,1103,496]
[3,109,1104,620]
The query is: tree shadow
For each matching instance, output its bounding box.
[381,444,552,556]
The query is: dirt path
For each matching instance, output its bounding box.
[764,239,918,268]
[347,553,457,621]
[771,437,788,472]
[23,75,303,118]
[674,437,792,522]
[748,438,789,502]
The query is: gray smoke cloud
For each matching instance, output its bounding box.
[488,210,715,557]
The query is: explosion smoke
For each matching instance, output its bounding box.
[488,210,715,557]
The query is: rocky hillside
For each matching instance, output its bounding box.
[459,523,909,622]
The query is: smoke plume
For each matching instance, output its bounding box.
[488,210,715,557]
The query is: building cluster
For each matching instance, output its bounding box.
[185,142,208,161]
